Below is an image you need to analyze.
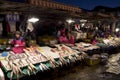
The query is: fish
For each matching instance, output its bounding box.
[10,71,13,80]
[26,59,37,75]
[13,61,25,75]
[27,66,32,76]
[43,64,49,70]
[68,55,75,62]
[66,59,70,64]
[13,62,24,80]
[39,63,44,71]
[58,60,63,67]
[74,54,80,60]
[50,61,56,68]
[62,57,68,65]
[40,63,49,70]
[8,60,15,80]
[49,57,59,68]
[59,52,67,65]
[17,66,25,75]
[10,64,19,80]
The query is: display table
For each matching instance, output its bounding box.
[0,38,119,79]
[0,45,81,79]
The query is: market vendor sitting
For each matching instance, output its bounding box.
[59,30,75,44]
[10,31,26,54]
[92,36,99,45]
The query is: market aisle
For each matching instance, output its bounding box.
[52,54,120,80]
[51,65,119,80]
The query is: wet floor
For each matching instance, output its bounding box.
[20,63,120,80]
[53,65,120,80]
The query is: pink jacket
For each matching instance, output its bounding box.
[60,28,66,36]
[92,39,98,45]
[11,37,25,54]
[59,35,74,44]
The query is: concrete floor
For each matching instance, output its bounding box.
[53,65,120,80]
[21,63,120,80]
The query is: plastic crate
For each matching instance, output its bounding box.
[86,58,100,66]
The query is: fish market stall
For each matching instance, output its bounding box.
[96,37,120,53]
[0,1,120,80]
[67,42,100,55]
[0,40,120,80]
[103,37,120,47]
[0,44,88,80]
[0,47,50,80]
[50,44,87,62]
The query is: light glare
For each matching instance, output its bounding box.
[66,19,74,24]
[115,28,119,32]
[28,18,39,23]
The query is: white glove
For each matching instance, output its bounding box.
[15,44,19,47]
[8,41,11,44]
[8,39,13,44]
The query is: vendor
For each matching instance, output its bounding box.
[74,24,82,32]
[10,31,26,53]
[59,30,75,44]
[92,36,98,45]
[117,32,120,37]
[57,25,66,38]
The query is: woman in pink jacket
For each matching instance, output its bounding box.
[59,30,74,44]
[11,31,26,54]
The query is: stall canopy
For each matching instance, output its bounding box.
[0,0,118,21]
[0,0,83,20]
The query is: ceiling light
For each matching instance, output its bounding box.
[115,28,119,32]
[66,19,74,24]
[28,17,39,23]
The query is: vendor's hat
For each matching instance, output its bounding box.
[15,31,21,35]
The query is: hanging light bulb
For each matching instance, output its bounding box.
[66,19,74,24]
[115,28,119,32]
[28,17,39,23]
[81,23,85,27]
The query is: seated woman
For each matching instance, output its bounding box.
[10,31,26,54]
[92,36,98,45]
[57,25,66,38]
[59,30,75,44]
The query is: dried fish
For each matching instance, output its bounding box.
[59,57,66,66]
[39,64,44,72]
[27,66,32,76]
[47,56,59,68]
[66,59,70,64]
[10,71,13,80]
[40,63,49,70]
[26,59,37,75]
[49,61,55,68]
